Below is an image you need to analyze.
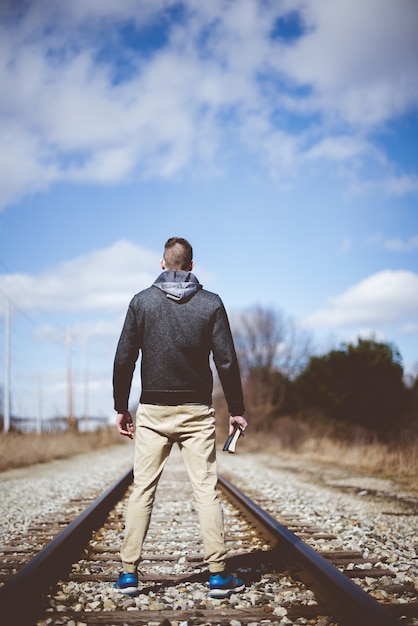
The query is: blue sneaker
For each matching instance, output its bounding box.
[114,570,138,595]
[209,572,245,598]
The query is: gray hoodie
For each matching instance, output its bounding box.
[113,270,244,416]
[153,269,202,302]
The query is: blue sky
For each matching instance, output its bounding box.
[0,0,417,421]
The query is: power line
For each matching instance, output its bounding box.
[0,254,66,332]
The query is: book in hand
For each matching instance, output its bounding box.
[222,424,243,453]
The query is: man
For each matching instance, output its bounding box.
[113,237,248,598]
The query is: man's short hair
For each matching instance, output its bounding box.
[163,237,193,270]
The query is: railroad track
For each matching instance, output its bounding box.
[0,449,416,626]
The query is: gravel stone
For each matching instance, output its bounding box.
[1,442,417,625]
[0,443,133,545]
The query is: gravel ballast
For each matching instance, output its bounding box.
[0,441,416,625]
[0,443,134,545]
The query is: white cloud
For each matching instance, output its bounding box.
[338,238,352,255]
[303,136,376,164]
[367,232,418,253]
[384,176,418,197]
[305,270,418,328]
[399,322,418,335]
[357,175,418,198]
[384,235,418,252]
[280,0,418,126]
[0,0,417,209]
[0,240,160,316]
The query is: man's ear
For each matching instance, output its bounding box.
[160,258,166,270]
[189,261,194,270]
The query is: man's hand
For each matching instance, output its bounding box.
[117,411,134,439]
[229,415,248,435]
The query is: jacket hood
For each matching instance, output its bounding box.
[153,270,202,302]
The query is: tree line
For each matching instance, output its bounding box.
[232,306,417,439]
[2,305,417,439]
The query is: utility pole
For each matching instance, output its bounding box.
[83,334,89,431]
[37,375,42,434]
[3,299,11,433]
[66,328,76,432]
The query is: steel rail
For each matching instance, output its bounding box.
[217,474,399,626]
[0,467,401,626]
[0,467,133,626]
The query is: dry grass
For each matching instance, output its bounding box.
[0,427,125,472]
[1,417,417,492]
[258,433,417,481]
[238,416,418,491]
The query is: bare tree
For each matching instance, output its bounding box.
[232,306,312,429]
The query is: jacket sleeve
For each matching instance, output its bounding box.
[211,299,245,416]
[113,302,141,412]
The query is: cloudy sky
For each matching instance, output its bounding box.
[0,0,417,422]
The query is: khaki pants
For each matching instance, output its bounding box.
[121,403,227,574]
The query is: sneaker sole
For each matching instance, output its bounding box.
[209,583,245,598]
[114,585,138,595]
